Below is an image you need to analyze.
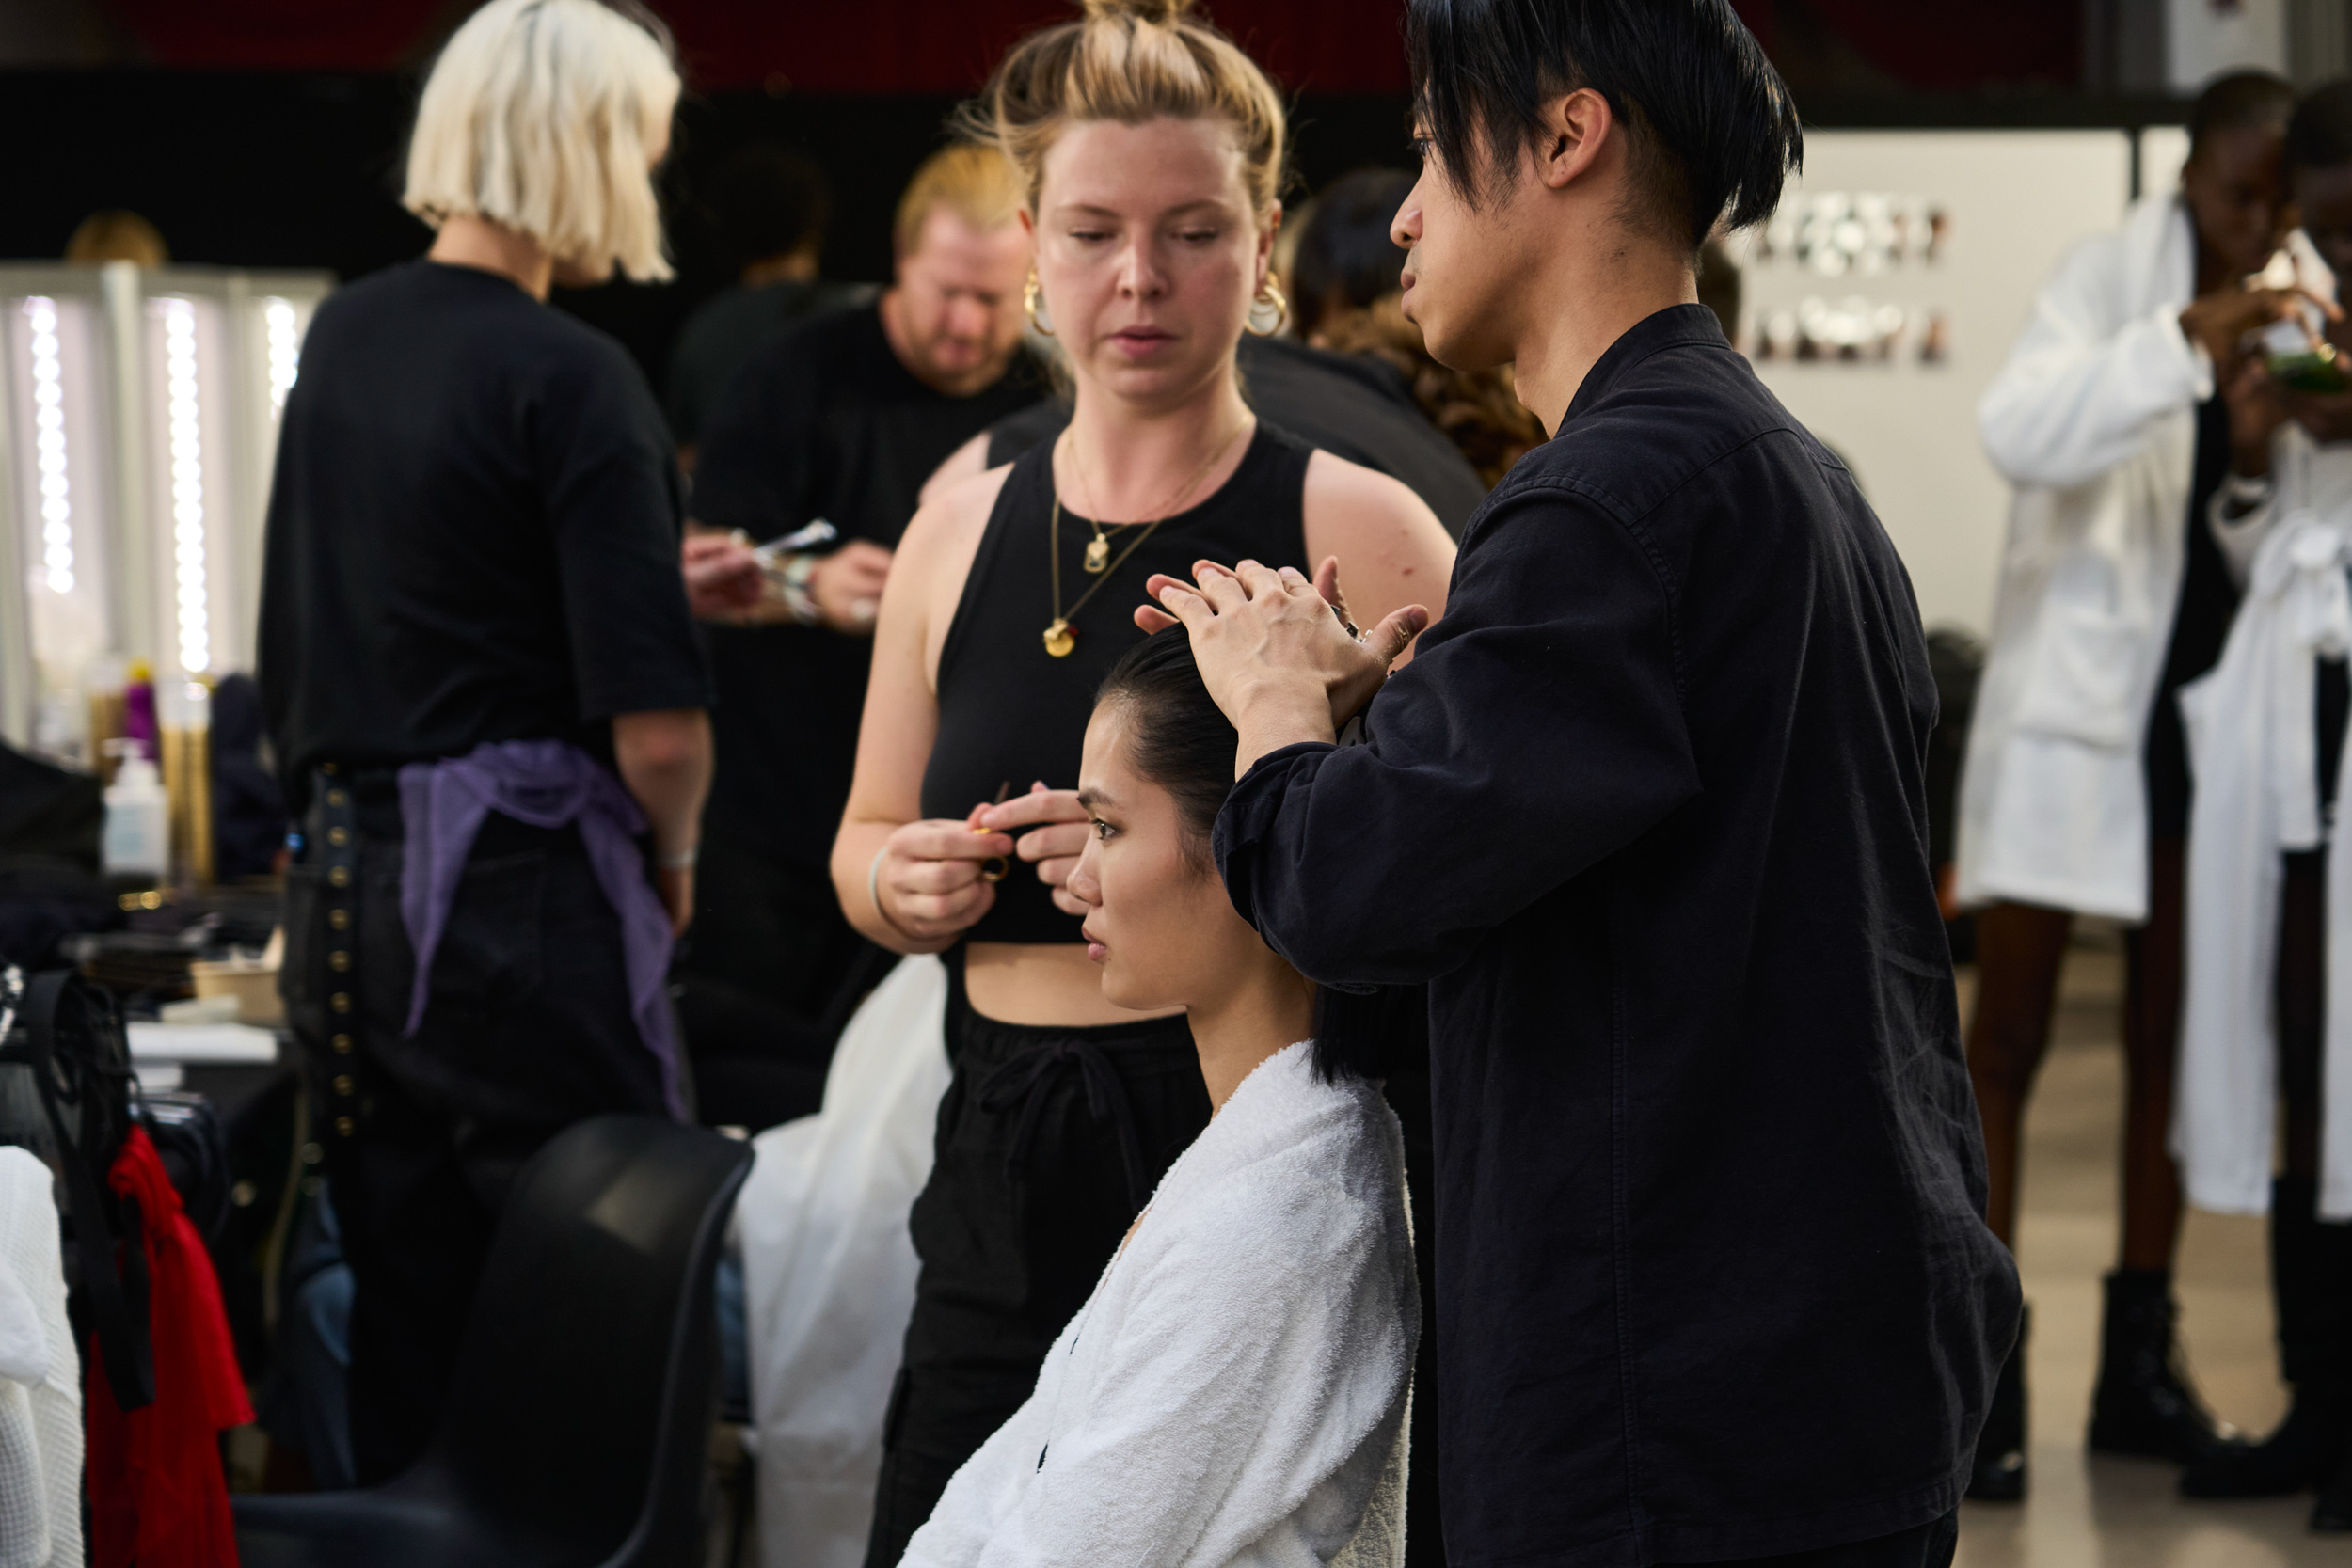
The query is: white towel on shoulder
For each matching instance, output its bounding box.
[0,1147,82,1568]
[902,1041,1419,1568]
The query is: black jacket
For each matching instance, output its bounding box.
[1215,306,2018,1566]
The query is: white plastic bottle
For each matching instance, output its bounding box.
[102,740,169,879]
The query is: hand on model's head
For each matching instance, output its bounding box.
[1136,557,1427,737]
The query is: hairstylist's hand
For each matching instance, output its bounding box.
[973,782,1093,916]
[654,864,694,938]
[810,541,894,636]
[682,530,764,618]
[1143,558,1427,778]
[872,817,1016,944]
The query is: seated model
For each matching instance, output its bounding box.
[900,626,1418,1568]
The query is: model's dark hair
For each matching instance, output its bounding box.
[1404,0,1800,250]
[1097,626,1384,1084]
[710,144,832,268]
[2191,70,2296,162]
[1096,626,1236,871]
[2287,80,2352,172]
[1291,168,1416,339]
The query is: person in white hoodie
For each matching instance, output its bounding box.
[1956,70,2298,1498]
[899,626,1419,1568]
[2173,82,2352,1526]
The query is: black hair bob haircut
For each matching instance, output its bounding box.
[2288,80,2352,174]
[1096,626,1403,1085]
[1404,0,1802,251]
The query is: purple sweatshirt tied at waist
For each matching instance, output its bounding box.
[396,738,685,1119]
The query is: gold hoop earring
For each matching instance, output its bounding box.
[1246,276,1289,337]
[1025,268,1055,337]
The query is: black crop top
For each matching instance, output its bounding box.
[921,421,1314,943]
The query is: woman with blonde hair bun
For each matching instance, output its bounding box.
[834,0,1453,1560]
[257,0,710,1481]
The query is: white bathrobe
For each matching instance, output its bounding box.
[900,1041,1418,1568]
[1956,192,2211,920]
[0,1147,83,1568]
[2177,415,2352,1219]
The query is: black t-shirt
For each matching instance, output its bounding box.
[663,277,873,446]
[257,261,709,816]
[690,303,1045,865]
[985,334,1489,536]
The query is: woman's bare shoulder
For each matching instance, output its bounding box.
[900,461,1017,575]
[1301,448,1438,530]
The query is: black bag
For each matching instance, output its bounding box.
[143,1092,233,1247]
[0,963,155,1409]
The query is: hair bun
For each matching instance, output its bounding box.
[1080,0,1196,24]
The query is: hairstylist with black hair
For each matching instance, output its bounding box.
[1148,3,2017,1563]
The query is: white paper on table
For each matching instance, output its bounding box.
[125,1022,280,1065]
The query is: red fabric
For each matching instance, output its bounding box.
[85,1126,254,1568]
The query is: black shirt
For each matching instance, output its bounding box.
[663,277,873,446]
[985,334,1488,536]
[1215,307,2018,1565]
[690,304,1044,865]
[257,261,708,816]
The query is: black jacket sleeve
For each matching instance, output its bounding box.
[1213,483,1703,984]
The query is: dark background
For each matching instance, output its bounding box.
[0,0,2204,390]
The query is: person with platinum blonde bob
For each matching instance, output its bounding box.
[257,0,710,1481]
[900,627,1418,1567]
[833,1,1454,1560]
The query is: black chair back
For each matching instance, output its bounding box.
[235,1113,751,1568]
[437,1114,749,1560]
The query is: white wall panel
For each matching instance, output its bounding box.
[1733,131,2135,637]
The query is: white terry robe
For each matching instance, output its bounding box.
[899,1041,1418,1568]
[2178,412,2352,1219]
[0,1146,83,1568]
[1957,192,2211,921]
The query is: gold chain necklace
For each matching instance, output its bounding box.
[1070,425,1244,575]
[1043,420,1250,658]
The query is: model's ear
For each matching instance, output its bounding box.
[1535,87,1615,195]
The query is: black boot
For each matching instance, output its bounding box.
[2087,1268,2236,1462]
[1968,1302,2028,1501]
[2183,1178,2352,1497]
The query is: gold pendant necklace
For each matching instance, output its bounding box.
[1043,420,1250,657]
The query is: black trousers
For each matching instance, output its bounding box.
[675,822,891,1130]
[862,957,1212,1567]
[1666,1511,1957,1568]
[280,784,672,1483]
